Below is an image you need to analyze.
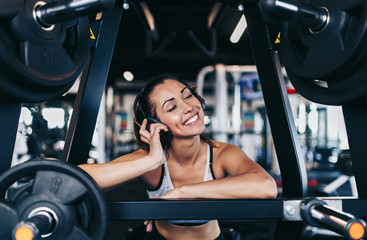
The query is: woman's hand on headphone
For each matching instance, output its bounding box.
[139,119,168,165]
[139,119,168,144]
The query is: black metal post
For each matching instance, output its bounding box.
[242,0,307,198]
[342,101,367,197]
[243,1,308,238]
[258,107,272,170]
[61,7,123,165]
[0,100,21,175]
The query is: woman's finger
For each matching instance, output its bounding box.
[139,120,148,134]
[141,119,148,129]
[144,220,153,232]
[150,124,169,136]
[140,135,150,144]
[140,120,170,147]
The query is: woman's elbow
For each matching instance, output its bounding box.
[78,164,104,190]
[263,177,278,198]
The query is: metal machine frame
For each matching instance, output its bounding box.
[2,1,367,239]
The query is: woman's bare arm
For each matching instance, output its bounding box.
[79,121,167,190]
[160,144,277,199]
[79,150,159,190]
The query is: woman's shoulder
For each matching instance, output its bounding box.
[210,142,252,173]
[211,141,243,157]
[211,141,240,151]
[209,141,248,173]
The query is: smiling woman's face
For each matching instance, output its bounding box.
[150,79,205,138]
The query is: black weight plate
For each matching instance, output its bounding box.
[0,159,107,240]
[285,56,367,105]
[328,13,367,81]
[281,0,367,80]
[0,0,23,18]
[0,0,89,102]
[7,179,93,239]
[0,201,17,239]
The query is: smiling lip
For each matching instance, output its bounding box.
[183,114,198,125]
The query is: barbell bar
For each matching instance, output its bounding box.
[36,0,115,27]
[259,0,329,32]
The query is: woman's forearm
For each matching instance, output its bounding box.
[79,155,158,190]
[173,172,277,199]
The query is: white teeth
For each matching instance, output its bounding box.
[184,114,198,125]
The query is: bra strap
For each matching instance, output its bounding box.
[209,145,216,180]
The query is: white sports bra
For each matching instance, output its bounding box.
[146,144,215,225]
[147,144,215,198]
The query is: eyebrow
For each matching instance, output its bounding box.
[162,86,189,109]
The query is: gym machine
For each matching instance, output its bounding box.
[196,64,258,147]
[1,0,367,239]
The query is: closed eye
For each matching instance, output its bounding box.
[167,105,177,112]
[184,94,193,99]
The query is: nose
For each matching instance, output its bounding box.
[181,100,194,114]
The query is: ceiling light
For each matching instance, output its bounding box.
[230,14,247,44]
[123,71,134,81]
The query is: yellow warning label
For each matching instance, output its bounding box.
[275,32,280,44]
[90,28,96,40]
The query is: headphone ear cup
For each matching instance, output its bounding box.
[192,91,206,111]
[189,86,205,111]
[146,117,173,142]
[199,96,206,111]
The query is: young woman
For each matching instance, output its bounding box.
[80,74,277,240]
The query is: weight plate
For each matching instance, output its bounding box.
[0,201,17,239]
[0,0,89,102]
[281,0,367,80]
[285,58,367,105]
[0,159,107,240]
[0,0,23,18]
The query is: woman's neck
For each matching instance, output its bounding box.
[168,136,204,165]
